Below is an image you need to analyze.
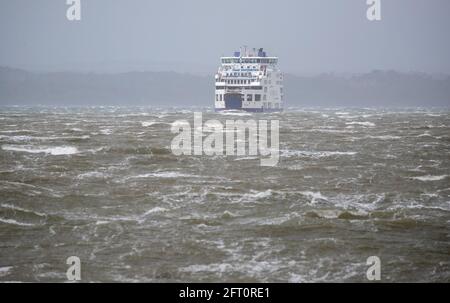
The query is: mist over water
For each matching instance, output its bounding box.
[0,107,449,282]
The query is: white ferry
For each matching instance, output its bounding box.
[214,47,283,112]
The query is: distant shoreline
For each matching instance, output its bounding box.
[1,66,449,107]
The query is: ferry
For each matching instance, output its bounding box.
[214,47,283,112]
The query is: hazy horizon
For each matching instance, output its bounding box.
[1,0,450,75]
[2,65,450,78]
[1,66,449,107]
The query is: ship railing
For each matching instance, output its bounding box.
[224,87,243,93]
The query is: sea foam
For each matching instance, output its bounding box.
[1,145,78,155]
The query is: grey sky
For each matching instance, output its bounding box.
[1,0,449,74]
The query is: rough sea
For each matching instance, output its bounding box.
[0,107,449,282]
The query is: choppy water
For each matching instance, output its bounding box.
[0,107,449,282]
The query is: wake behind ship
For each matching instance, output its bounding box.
[215,47,283,112]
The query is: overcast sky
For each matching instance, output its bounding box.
[1,0,449,74]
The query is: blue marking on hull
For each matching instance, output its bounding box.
[224,93,243,109]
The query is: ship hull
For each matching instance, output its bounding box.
[214,108,281,113]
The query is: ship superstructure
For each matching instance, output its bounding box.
[214,47,283,112]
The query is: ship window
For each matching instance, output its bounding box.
[220,94,223,101]
[255,94,261,101]
[263,95,267,101]
[264,87,267,92]
[216,94,218,101]
[247,94,252,101]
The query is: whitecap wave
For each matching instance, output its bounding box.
[76,171,108,179]
[239,189,273,202]
[300,191,328,203]
[0,135,89,142]
[1,145,78,155]
[345,121,375,127]
[417,132,433,138]
[281,150,357,158]
[100,129,113,135]
[143,207,168,216]
[141,121,169,127]
[411,175,448,181]
[0,135,34,142]
[0,203,46,217]
[0,266,13,278]
[141,121,157,127]
[0,218,36,227]
[365,135,401,140]
[130,171,198,179]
